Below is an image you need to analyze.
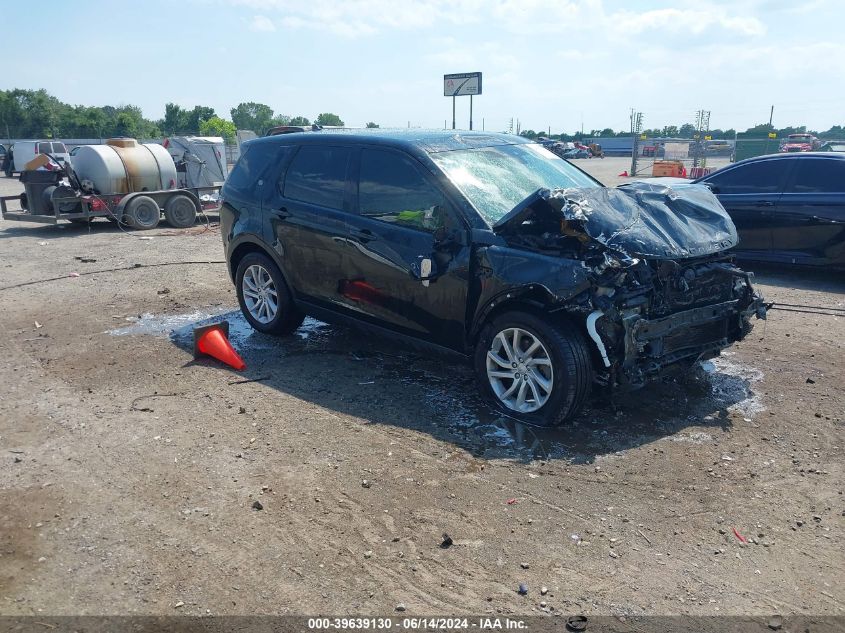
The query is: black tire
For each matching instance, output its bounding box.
[474,311,593,427]
[163,194,197,228]
[124,195,160,230]
[235,252,304,336]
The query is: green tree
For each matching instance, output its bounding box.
[289,116,310,126]
[679,123,697,138]
[185,106,216,134]
[366,122,379,128]
[230,102,275,135]
[199,116,237,142]
[162,103,186,135]
[315,112,344,127]
[114,112,139,137]
[270,114,292,128]
[661,125,679,137]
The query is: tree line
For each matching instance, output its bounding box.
[519,121,845,141]
[0,89,348,143]
[4,88,842,144]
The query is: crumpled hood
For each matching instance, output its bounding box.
[493,181,738,260]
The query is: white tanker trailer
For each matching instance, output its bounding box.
[0,138,221,229]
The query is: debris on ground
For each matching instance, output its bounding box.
[440,533,453,549]
[251,500,263,511]
[506,498,518,505]
[361,479,371,489]
[518,583,528,595]
[395,603,406,612]
[732,527,748,544]
[540,586,548,595]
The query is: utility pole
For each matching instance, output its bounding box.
[693,109,711,169]
[452,96,456,130]
[630,108,643,177]
[768,105,774,127]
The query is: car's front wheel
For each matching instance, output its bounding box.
[474,311,593,427]
[235,252,304,335]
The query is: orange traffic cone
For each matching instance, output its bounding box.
[193,321,246,371]
[618,170,629,177]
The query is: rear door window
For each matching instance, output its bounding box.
[358,148,447,233]
[52,142,67,154]
[706,159,791,194]
[786,158,845,193]
[283,146,352,210]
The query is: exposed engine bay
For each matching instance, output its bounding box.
[489,182,767,388]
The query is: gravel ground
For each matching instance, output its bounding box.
[0,168,842,619]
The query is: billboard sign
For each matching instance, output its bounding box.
[444,72,482,97]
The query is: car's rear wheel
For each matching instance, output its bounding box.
[474,311,593,427]
[235,252,304,335]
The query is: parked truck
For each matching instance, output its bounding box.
[0,138,220,229]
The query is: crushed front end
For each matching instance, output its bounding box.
[491,182,767,389]
[585,255,765,387]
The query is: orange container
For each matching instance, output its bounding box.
[652,160,685,177]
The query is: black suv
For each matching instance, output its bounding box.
[221,130,765,426]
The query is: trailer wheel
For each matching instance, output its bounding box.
[124,195,160,230]
[163,194,197,228]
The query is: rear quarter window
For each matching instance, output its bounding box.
[224,142,291,193]
[37,142,52,154]
[52,142,67,153]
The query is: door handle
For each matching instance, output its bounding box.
[274,207,289,219]
[753,201,775,207]
[349,228,378,242]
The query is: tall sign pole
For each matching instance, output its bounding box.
[444,72,482,131]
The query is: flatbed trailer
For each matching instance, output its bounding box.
[1,169,221,229]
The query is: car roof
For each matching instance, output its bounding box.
[695,151,845,182]
[245,128,531,155]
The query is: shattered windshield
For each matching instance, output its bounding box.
[430,143,600,225]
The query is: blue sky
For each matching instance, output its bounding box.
[3,0,843,133]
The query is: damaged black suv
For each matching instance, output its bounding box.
[221,130,766,426]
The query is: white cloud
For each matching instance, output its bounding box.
[231,0,765,40]
[612,7,766,36]
[248,14,276,31]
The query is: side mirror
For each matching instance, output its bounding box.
[433,226,464,249]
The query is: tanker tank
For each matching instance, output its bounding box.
[70,139,177,195]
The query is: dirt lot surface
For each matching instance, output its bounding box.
[0,166,842,619]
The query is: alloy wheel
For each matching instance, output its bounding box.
[242,264,279,324]
[485,327,554,413]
